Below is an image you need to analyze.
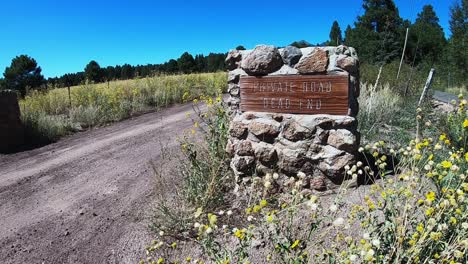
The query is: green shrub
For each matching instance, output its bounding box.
[440,96,467,150]
[180,96,231,210]
[69,105,103,128]
[22,111,76,144]
[149,96,234,240]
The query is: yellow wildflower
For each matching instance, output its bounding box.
[441,160,452,168]
[439,134,446,141]
[425,192,436,203]
[208,213,217,226]
[182,91,189,101]
[381,191,387,199]
[253,205,261,213]
[266,215,274,223]
[425,207,434,216]
[450,217,457,225]
[416,223,424,233]
[430,232,442,241]
[291,239,300,249]
[234,229,246,240]
[464,119,468,128]
[260,199,268,207]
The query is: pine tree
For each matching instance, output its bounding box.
[289,40,312,48]
[121,64,134,80]
[408,5,446,65]
[165,59,179,73]
[344,25,352,45]
[177,52,196,74]
[194,54,207,73]
[328,21,343,46]
[447,0,468,84]
[0,78,6,90]
[3,55,45,96]
[84,60,104,83]
[346,0,404,63]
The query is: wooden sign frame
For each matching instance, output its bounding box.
[239,74,349,115]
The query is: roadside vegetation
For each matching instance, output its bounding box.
[141,84,467,263]
[138,0,468,261]
[19,72,226,146]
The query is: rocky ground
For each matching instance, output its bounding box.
[0,103,195,264]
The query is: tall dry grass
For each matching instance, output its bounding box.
[20,72,227,144]
[358,82,424,145]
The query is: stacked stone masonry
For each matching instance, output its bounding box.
[225,45,361,190]
[0,90,24,153]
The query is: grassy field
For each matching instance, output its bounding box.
[19,72,227,146]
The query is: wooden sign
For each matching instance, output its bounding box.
[239,75,349,115]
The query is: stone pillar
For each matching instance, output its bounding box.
[225,45,360,191]
[0,90,24,153]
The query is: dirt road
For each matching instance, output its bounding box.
[0,103,195,264]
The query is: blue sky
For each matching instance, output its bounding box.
[0,0,454,78]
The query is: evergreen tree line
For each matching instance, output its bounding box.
[48,52,226,88]
[0,52,226,96]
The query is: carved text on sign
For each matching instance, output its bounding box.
[239,75,349,115]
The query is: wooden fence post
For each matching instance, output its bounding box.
[418,68,435,107]
[397,28,409,80]
[68,85,72,109]
[416,68,435,140]
[374,65,383,91]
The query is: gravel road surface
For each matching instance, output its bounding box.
[0,103,195,264]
